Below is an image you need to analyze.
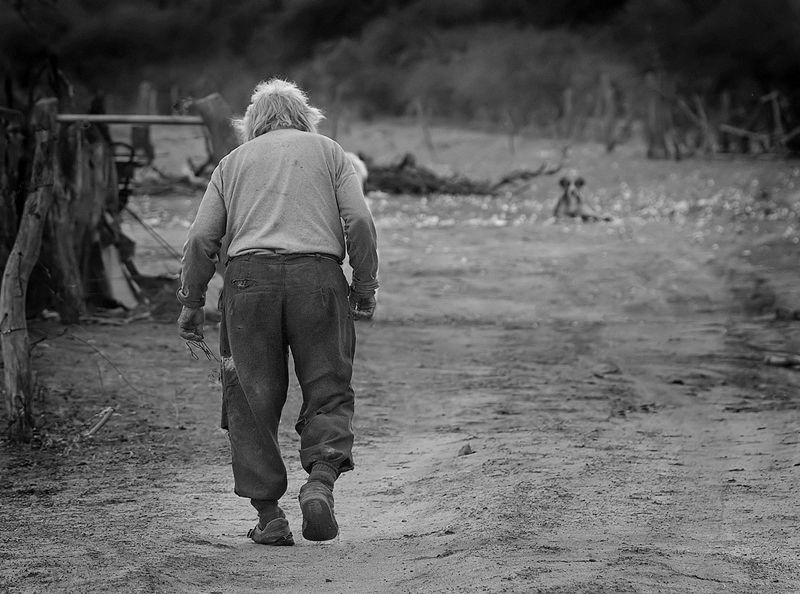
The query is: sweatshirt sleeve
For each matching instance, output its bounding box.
[177,164,227,308]
[335,151,379,296]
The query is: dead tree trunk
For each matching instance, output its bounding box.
[0,98,58,442]
[41,131,86,323]
[645,72,678,159]
[413,98,437,159]
[0,128,10,269]
[769,91,787,153]
[719,91,732,152]
[599,73,617,153]
[505,108,519,155]
[560,87,574,139]
[1,108,25,271]
[645,72,665,158]
[692,95,715,154]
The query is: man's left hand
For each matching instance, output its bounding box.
[349,289,376,321]
[178,306,205,341]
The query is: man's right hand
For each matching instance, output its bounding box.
[349,289,376,321]
[178,306,205,341]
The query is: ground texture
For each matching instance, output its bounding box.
[2,125,800,593]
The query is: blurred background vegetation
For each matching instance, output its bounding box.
[2,0,800,144]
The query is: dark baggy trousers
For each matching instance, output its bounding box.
[218,253,355,501]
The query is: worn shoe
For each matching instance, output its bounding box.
[299,481,339,541]
[247,516,295,546]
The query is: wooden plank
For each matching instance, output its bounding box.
[100,244,140,309]
[57,114,204,125]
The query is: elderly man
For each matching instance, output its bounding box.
[177,78,379,545]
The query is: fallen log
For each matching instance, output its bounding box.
[363,152,493,195]
[362,149,567,196]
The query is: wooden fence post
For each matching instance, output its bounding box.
[131,81,157,164]
[0,98,59,442]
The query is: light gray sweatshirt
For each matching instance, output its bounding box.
[178,128,379,308]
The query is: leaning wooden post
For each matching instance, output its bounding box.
[190,93,239,275]
[0,98,59,442]
[192,93,239,163]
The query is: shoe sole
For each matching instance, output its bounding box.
[300,496,339,541]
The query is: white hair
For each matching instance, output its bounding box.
[232,78,324,142]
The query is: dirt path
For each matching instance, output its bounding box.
[3,181,800,592]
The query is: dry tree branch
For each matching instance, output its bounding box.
[28,326,68,354]
[66,331,151,400]
[490,145,569,193]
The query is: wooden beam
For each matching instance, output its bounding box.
[57,114,204,126]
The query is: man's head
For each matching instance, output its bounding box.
[233,78,324,143]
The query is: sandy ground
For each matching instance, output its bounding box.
[2,127,800,593]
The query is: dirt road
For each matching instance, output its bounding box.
[2,138,800,592]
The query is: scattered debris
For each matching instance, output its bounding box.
[763,354,800,369]
[457,444,475,456]
[775,307,800,321]
[363,148,567,196]
[82,406,115,438]
[364,153,493,195]
[592,363,621,378]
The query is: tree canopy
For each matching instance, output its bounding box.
[2,0,799,126]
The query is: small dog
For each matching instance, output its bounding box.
[553,170,611,222]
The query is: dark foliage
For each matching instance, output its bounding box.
[1,0,799,127]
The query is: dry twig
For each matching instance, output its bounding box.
[185,339,219,362]
[66,332,152,400]
[83,406,115,438]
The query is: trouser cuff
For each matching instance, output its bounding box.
[251,497,278,511]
